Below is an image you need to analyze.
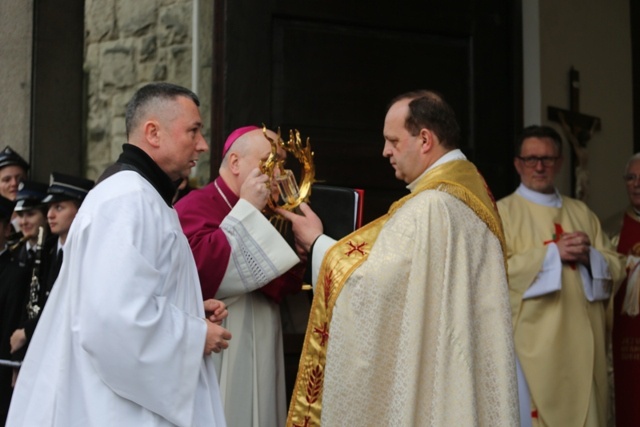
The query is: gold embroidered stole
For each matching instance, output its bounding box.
[286,160,505,427]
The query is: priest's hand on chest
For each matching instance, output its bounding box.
[557,231,591,266]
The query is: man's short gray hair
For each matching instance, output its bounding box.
[125,82,200,138]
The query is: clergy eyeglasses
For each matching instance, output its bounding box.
[624,173,640,183]
[517,156,559,167]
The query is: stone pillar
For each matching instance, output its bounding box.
[0,0,33,162]
[193,0,214,186]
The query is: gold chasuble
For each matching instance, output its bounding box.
[287,160,520,427]
[497,194,625,427]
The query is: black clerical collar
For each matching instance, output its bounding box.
[115,144,179,207]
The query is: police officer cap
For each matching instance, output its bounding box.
[0,195,16,220]
[0,146,29,171]
[14,181,48,212]
[42,172,94,204]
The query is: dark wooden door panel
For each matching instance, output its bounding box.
[213,0,522,401]
[272,19,473,221]
[215,0,520,215]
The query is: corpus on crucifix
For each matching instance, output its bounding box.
[547,67,601,203]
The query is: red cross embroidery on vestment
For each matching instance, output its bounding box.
[543,223,576,270]
[293,416,311,427]
[313,322,330,347]
[345,241,366,256]
[543,223,565,245]
[478,169,499,209]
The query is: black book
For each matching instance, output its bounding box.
[307,184,363,240]
[302,184,364,284]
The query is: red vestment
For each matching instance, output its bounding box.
[175,176,302,303]
[613,210,640,427]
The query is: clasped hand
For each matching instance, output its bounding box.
[556,231,591,266]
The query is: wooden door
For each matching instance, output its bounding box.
[212,0,522,399]
[213,0,522,218]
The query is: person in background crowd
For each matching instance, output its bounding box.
[0,147,28,202]
[0,195,29,425]
[612,152,640,427]
[9,173,95,369]
[10,181,49,269]
[0,147,30,245]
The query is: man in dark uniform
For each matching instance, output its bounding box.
[10,182,49,269]
[0,147,29,202]
[9,173,94,369]
[40,173,94,314]
[0,195,30,425]
[0,146,30,247]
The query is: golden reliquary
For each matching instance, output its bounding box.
[259,125,315,233]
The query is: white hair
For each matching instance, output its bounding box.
[625,152,640,174]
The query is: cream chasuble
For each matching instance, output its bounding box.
[497,192,625,427]
[287,160,519,426]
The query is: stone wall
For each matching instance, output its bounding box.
[84,0,213,184]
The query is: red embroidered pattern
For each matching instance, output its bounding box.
[313,322,330,347]
[323,270,332,308]
[345,241,366,256]
[305,365,323,405]
[543,223,576,270]
[477,169,499,210]
[543,223,565,245]
[293,416,311,427]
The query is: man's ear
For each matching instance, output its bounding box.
[228,152,241,174]
[419,128,434,153]
[143,120,161,148]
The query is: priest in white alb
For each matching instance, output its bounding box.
[279,90,520,427]
[6,83,231,427]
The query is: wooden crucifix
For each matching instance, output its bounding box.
[547,67,601,203]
